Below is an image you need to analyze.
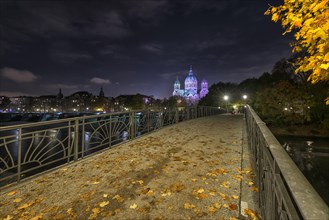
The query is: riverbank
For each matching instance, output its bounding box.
[268,124,329,138]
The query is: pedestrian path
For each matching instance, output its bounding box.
[0,114,259,219]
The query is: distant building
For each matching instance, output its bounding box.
[172,66,209,104]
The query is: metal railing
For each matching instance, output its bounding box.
[0,106,222,187]
[245,105,328,220]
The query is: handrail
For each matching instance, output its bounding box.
[0,106,223,187]
[245,105,328,219]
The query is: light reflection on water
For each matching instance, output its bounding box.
[277,135,329,206]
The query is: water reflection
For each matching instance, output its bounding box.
[278,135,329,205]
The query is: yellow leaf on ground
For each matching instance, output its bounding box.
[3,215,13,220]
[197,188,204,194]
[232,195,239,200]
[136,180,144,185]
[130,203,137,209]
[208,206,217,214]
[250,187,259,192]
[7,191,17,196]
[197,193,209,199]
[229,203,238,210]
[18,201,35,210]
[30,214,43,220]
[103,194,108,198]
[99,201,109,207]
[112,194,125,203]
[184,203,191,209]
[13,198,22,203]
[91,181,100,185]
[214,202,221,209]
[244,208,259,220]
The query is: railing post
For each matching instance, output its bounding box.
[81,119,85,158]
[109,115,112,147]
[74,118,79,161]
[17,128,22,183]
[147,109,150,133]
[130,112,135,139]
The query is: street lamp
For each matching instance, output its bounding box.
[223,95,229,113]
[242,95,248,107]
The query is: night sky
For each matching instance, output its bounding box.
[0,0,293,99]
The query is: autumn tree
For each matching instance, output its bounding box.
[265,0,329,104]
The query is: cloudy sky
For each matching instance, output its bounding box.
[0,0,293,98]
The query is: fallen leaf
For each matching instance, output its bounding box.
[30,214,43,220]
[7,191,17,196]
[112,194,124,203]
[183,203,191,209]
[220,181,230,188]
[197,193,209,199]
[250,187,259,192]
[13,198,22,203]
[197,188,204,194]
[214,202,221,209]
[191,179,197,182]
[209,192,216,196]
[229,203,238,210]
[208,206,217,214]
[103,194,108,198]
[219,192,229,200]
[99,201,109,207]
[170,183,185,192]
[91,181,100,185]
[244,208,259,220]
[130,204,137,209]
[136,180,144,185]
[232,195,239,200]
[3,215,13,220]
[247,181,254,186]
[18,201,35,210]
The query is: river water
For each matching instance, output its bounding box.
[275,135,329,206]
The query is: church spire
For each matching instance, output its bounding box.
[189,65,193,76]
[99,87,104,97]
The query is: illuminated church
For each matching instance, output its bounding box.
[172,66,209,104]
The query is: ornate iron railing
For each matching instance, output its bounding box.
[0,106,222,187]
[245,105,328,220]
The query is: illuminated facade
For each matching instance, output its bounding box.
[172,66,208,104]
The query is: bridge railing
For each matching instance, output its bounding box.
[0,106,223,187]
[245,105,328,220]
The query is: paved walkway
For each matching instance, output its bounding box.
[0,114,259,220]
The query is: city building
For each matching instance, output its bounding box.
[172,66,209,104]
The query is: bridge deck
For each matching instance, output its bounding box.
[0,114,259,219]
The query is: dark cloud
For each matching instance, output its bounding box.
[140,43,163,54]
[0,67,38,83]
[90,77,111,84]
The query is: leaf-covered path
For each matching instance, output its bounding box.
[0,114,259,220]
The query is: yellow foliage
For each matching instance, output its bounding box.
[265,0,329,103]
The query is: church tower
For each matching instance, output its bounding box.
[99,87,104,98]
[173,77,182,96]
[57,88,63,99]
[200,79,209,98]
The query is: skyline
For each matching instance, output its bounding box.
[0,0,293,99]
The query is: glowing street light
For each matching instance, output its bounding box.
[242,94,248,109]
[223,95,229,113]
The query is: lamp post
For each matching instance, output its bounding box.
[243,95,247,107]
[223,95,229,113]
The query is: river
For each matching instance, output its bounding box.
[275,135,329,206]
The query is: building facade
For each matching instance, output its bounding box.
[172,66,209,104]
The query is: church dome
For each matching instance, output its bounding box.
[184,66,198,91]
